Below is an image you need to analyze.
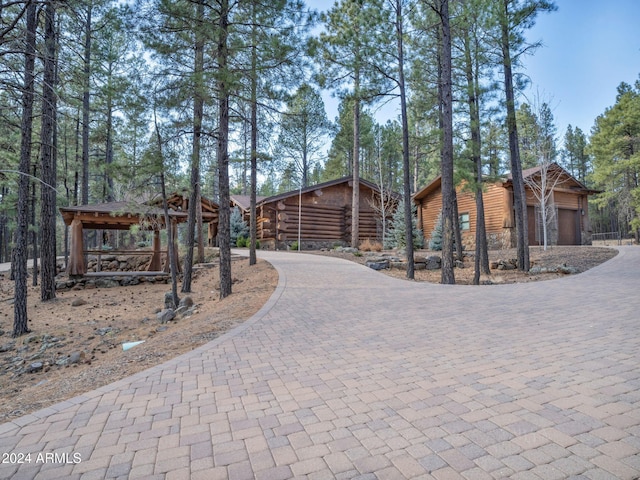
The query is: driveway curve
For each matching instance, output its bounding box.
[0,247,639,479]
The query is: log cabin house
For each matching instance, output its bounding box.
[256,177,396,249]
[413,164,597,250]
[59,193,219,276]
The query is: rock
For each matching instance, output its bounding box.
[558,265,579,274]
[68,351,85,364]
[0,329,4,337]
[71,298,87,307]
[335,246,359,254]
[455,260,464,269]
[389,261,406,269]
[27,362,43,373]
[164,292,179,309]
[157,309,175,323]
[365,259,389,270]
[175,306,188,316]
[0,342,15,353]
[156,326,168,332]
[96,327,113,336]
[178,296,194,309]
[425,255,442,270]
[95,278,120,288]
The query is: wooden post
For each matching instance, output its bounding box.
[147,230,162,271]
[67,217,86,276]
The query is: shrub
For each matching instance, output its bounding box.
[230,207,249,245]
[428,211,457,252]
[236,236,247,248]
[360,238,382,252]
[290,240,299,251]
[429,212,443,251]
[384,199,424,250]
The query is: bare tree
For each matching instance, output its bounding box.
[524,163,565,250]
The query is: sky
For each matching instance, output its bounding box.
[308,0,640,140]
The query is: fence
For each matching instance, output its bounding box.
[591,231,621,246]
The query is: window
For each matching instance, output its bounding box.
[459,213,470,231]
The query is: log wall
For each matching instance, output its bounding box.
[257,183,384,246]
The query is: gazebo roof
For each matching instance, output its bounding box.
[59,194,219,231]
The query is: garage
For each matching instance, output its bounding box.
[557,208,580,245]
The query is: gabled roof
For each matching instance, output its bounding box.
[414,163,598,201]
[231,195,267,212]
[258,176,389,206]
[60,192,219,230]
[508,163,599,194]
[413,176,443,201]
[148,192,219,216]
[59,201,170,229]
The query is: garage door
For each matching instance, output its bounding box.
[557,209,579,245]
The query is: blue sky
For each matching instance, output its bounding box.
[522,0,640,137]
[308,0,640,141]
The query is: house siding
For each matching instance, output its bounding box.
[414,167,594,250]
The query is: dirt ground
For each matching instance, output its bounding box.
[317,245,619,284]
[0,245,618,422]
[0,256,277,422]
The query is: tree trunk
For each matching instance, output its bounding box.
[39,0,57,301]
[439,0,455,284]
[153,112,179,309]
[351,67,361,248]
[249,12,258,266]
[30,164,38,287]
[81,5,91,206]
[396,0,414,279]
[217,0,232,298]
[13,1,37,337]
[462,27,490,284]
[182,0,205,293]
[500,0,529,270]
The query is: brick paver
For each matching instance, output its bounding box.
[1,247,639,479]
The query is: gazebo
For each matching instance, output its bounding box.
[59,194,219,276]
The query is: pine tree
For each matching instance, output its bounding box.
[384,199,423,250]
[276,84,330,188]
[230,207,248,245]
[428,211,443,251]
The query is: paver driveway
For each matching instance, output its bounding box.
[1,247,639,480]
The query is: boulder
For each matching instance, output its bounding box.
[157,309,175,323]
[68,351,85,365]
[365,258,389,270]
[95,278,120,288]
[71,298,87,307]
[425,255,442,270]
[164,292,179,309]
[27,362,43,373]
[178,296,194,309]
[558,265,579,274]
